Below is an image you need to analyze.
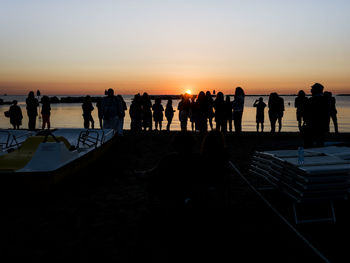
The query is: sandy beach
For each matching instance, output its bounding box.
[1,131,350,262]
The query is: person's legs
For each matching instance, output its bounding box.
[228,117,232,132]
[209,117,213,130]
[331,114,338,133]
[278,117,282,132]
[90,115,95,129]
[269,115,276,133]
[167,117,171,131]
[234,112,243,133]
[83,116,89,129]
[28,115,36,130]
[42,114,47,129]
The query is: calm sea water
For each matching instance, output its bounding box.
[0,95,349,132]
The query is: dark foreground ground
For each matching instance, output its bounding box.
[1,131,350,262]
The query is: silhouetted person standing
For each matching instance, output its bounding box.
[324,91,338,133]
[117,95,127,135]
[214,92,226,131]
[9,100,23,129]
[178,94,190,131]
[294,90,308,131]
[41,96,51,130]
[232,87,245,133]
[165,98,175,131]
[130,94,143,131]
[152,98,164,130]
[196,91,208,133]
[206,91,214,130]
[268,92,284,132]
[101,88,123,132]
[82,95,95,129]
[253,97,266,132]
[225,95,233,132]
[26,91,39,130]
[142,92,153,131]
[303,83,329,147]
[277,95,284,132]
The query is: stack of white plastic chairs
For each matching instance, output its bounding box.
[250,146,350,203]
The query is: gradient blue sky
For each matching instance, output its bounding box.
[0,0,349,95]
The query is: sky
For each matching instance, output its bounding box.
[0,0,349,95]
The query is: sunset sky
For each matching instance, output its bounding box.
[1,0,349,95]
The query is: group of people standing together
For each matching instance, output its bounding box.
[128,87,246,133]
[81,88,127,135]
[4,83,338,145]
[6,91,51,131]
[176,88,245,133]
[128,83,338,147]
[294,83,338,147]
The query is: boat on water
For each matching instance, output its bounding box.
[0,128,115,192]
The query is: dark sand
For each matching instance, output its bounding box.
[1,131,350,262]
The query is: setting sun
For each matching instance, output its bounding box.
[185,90,192,95]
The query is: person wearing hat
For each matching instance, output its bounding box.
[9,100,23,129]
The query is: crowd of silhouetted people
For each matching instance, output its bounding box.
[3,83,339,147]
[128,87,246,134]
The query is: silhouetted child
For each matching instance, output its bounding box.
[253,97,266,132]
[82,95,95,129]
[294,90,308,131]
[165,98,175,131]
[152,98,164,130]
[41,96,51,129]
[9,100,23,129]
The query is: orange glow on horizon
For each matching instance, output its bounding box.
[0,77,349,96]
